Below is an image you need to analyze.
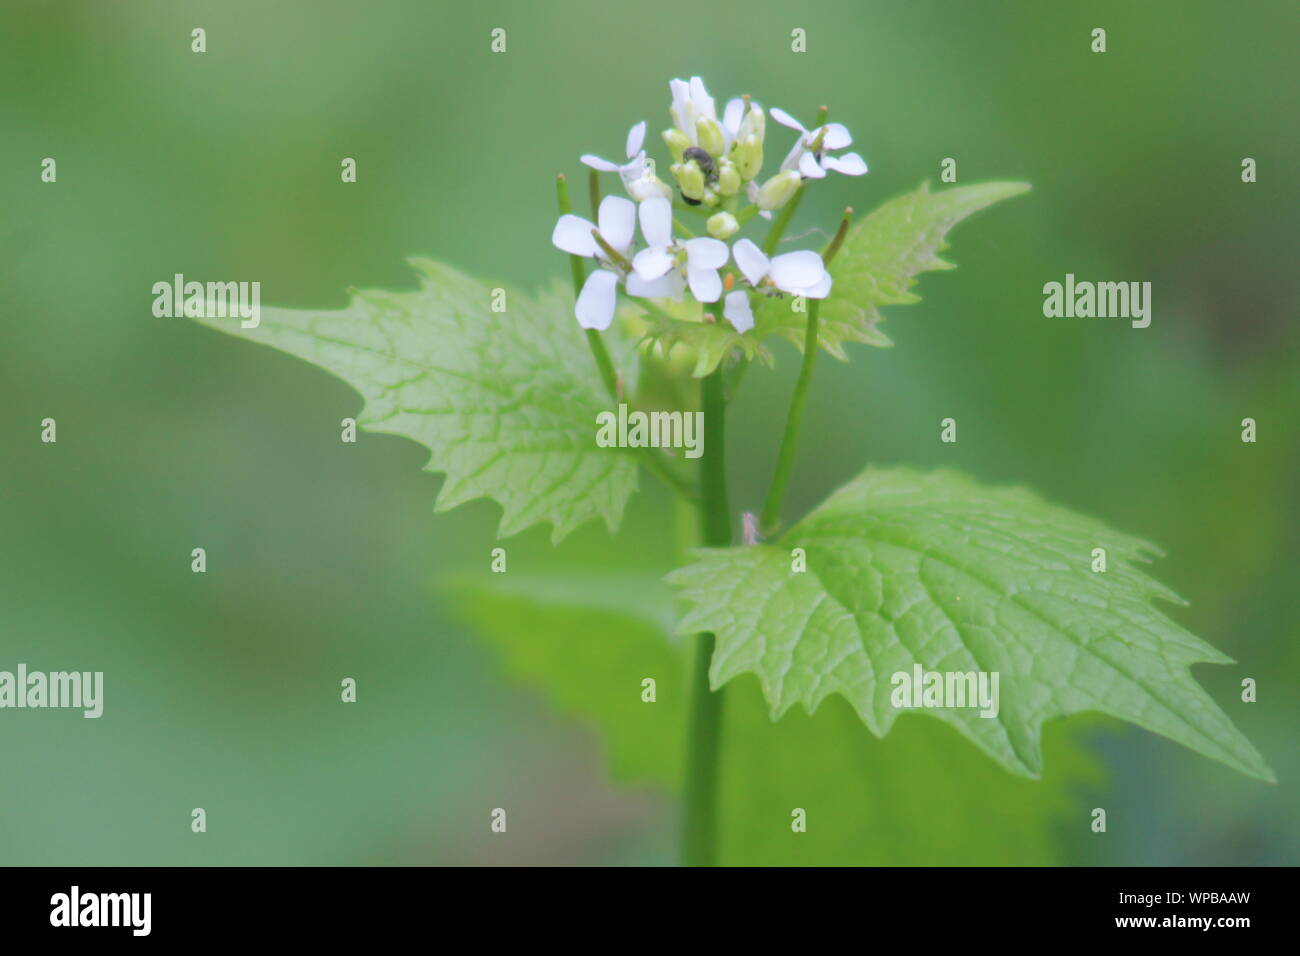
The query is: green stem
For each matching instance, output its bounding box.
[556,175,587,291]
[584,327,619,398]
[588,168,601,219]
[683,365,730,866]
[762,184,806,255]
[591,229,634,273]
[757,205,851,536]
[759,299,820,537]
[699,366,731,546]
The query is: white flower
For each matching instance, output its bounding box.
[630,197,729,303]
[669,77,717,146]
[769,108,868,180]
[581,122,671,202]
[672,80,761,157]
[669,77,737,159]
[732,238,832,299]
[581,120,646,175]
[551,195,637,330]
[720,96,746,146]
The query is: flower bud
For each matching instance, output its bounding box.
[662,128,690,163]
[755,170,802,210]
[706,211,739,240]
[672,160,706,201]
[625,171,673,202]
[739,105,765,143]
[695,117,726,159]
[732,135,764,182]
[716,159,741,196]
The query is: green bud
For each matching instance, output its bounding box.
[732,135,764,182]
[672,160,706,201]
[716,159,741,197]
[706,211,739,240]
[701,186,720,208]
[739,105,765,143]
[695,117,726,159]
[756,170,801,210]
[662,128,690,163]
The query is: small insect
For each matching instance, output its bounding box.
[679,146,717,205]
[683,146,716,183]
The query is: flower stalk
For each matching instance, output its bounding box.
[683,361,730,867]
[759,206,853,536]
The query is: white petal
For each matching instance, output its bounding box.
[689,76,716,120]
[575,269,619,330]
[768,107,806,133]
[732,238,770,286]
[669,78,691,131]
[802,272,833,299]
[798,151,827,179]
[552,214,599,257]
[759,209,773,220]
[581,153,621,172]
[770,250,826,290]
[683,237,729,270]
[625,121,646,159]
[632,245,674,281]
[723,290,754,333]
[746,180,761,204]
[819,123,852,150]
[687,266,722,303]
[779,140,805,173]
[638,196,673,248]
[822,152,868,176]
[722,98,744,137]
[597,195,636,252]
[627,271,685,300]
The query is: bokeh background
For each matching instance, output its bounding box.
[2,0,1296,865]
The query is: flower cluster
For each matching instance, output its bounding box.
[553,76,867,333]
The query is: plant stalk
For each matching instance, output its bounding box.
[758,206,850,536]
[759,299,820,537]
[761,184,806,256]
[683,364,730,866]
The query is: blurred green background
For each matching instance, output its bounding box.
[2,0,1296,865]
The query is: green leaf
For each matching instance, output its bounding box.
[668,466,1275,782]
[447,572,684,788]
[446,569,1096,864]
[193,258,637,543]
[759,180,1031,358]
